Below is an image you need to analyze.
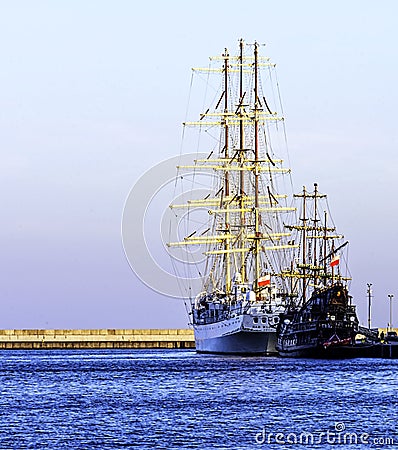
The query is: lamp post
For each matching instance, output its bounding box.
[387,294,394,332]
[367,283,372,329]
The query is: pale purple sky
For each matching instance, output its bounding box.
[1,1,397,328]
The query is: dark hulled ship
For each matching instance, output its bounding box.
[276,184,360,358]
[277,283,359,357]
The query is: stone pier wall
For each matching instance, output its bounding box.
[0,329,195,349]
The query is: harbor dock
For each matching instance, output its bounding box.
[0,329,195,350]
[0,328,397,357]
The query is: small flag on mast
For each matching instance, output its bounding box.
[258,275,271,287]
[330,254,340,267]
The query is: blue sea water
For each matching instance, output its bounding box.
[0,350,396,449]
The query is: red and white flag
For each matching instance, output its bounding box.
[330,254,340,267]
[258,275,271,287]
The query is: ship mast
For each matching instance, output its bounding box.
[169,41,298,298]
[285,184,350,305]
[323,210,328,279]
[238,38,246,282]
[223,48,231,294]
[312,183,319,287]
[254,41,260,294]
[301,186,307,302]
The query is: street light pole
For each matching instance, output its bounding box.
[367,283,372,329]
[388,294,394,332]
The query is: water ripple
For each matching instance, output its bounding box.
[0,350,396,449]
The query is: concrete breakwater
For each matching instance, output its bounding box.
[0,329,195,349]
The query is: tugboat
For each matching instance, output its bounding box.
[168,40,297,354]
[276,184,360,358]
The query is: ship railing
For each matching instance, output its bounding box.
[198,305,245,324]
[227,304,244,318]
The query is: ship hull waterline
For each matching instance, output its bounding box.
[193,315,278,355]
[195,330,277,355]
[277,343,381,359]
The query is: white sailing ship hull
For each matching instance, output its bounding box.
[193,314,277,355]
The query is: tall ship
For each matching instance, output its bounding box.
[276,183,360,357]
[168,40,297,354]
